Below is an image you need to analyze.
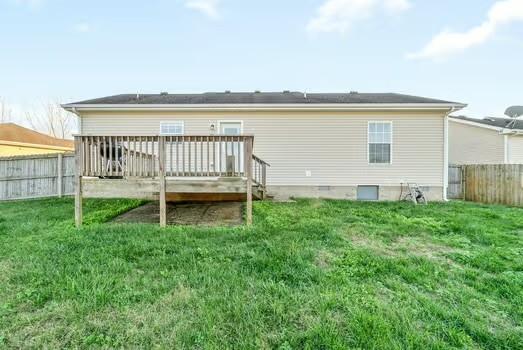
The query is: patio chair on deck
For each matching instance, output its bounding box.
[99,143,125,177]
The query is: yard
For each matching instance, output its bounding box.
[0,198,522,349]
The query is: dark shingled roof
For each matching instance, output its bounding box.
[67,92,463,106]
[450,115,523,130]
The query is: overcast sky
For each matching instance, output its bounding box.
[1,0,523,124]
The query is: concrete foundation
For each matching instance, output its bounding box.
[267,185,444,202]
[81,178,443,203]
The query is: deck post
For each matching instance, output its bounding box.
[159,136,167,227]
[261,162,267,200]
[74,136,83,228]
[245,137,253,225]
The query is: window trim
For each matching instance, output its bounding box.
[367,121,393,165]
[217,120,244,135]
[159,121,185,135]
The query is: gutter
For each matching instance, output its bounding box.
[62,102,467,112]
[450,117,523,134]
[500,129,523,135]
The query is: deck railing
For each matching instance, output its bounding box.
[74,135,268,187]
[252,154,269,188]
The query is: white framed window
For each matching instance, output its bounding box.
[160,121,184,135]
[368,121,392,164]
[218,120,243,135]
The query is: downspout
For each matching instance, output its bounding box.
[504,135,509,164]
[443,107,459,201]
[70,107,82,135]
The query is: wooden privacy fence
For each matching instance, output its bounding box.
[0,153,75,201]
[463,164,523,206]
[449,164,523,206]
[448,165,463,199]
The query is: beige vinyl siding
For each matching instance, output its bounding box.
[449,120,505,164]
[508,136,523,163]
[81,110,444,187]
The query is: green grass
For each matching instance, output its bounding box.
[0,198,522,349]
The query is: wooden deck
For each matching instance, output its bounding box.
[74,135,269,227]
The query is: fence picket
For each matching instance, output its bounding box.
[450,164,523,207]
[0,153,75,200]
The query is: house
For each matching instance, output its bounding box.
[0,123,74,157]
[449,116,523,164]
[62,91,466,227]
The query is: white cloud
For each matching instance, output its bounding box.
[74,23,91,33]
[185,0,220,19]
[407,0,523,60]
[307,0,411,34]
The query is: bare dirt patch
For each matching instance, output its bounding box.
[394,236,460,260]
[112,202,243,226]
[314,249,334,269]
[348,234,396,257]
[348,234,462,265]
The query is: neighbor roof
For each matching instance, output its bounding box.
[450,115,523,131]
[65,91,464,106]
[0,123,73,148]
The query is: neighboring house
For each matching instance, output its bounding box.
[449,116,523,164]
[0,123,73,157]
[64,91,465,207]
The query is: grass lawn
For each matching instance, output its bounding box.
[0,198,522,349]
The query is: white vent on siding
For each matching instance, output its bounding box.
[357,186,379,201]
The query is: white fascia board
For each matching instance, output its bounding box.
[449,118,503,132]
[0,140,73,151]
[450,117,523,134]
[500,130,523,135]
[62,103,466,112]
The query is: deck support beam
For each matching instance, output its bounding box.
[245,137,253,225]
[159,136,167,227]
[74,136,83,228]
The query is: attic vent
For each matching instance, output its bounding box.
[160,91,168,95]
[225,90,231,94]
[283,90,290,93]
[349,91,358,94]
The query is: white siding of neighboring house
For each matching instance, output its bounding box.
[449,120,505,164]
[80,110,445,189]
[508,135,523,163]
